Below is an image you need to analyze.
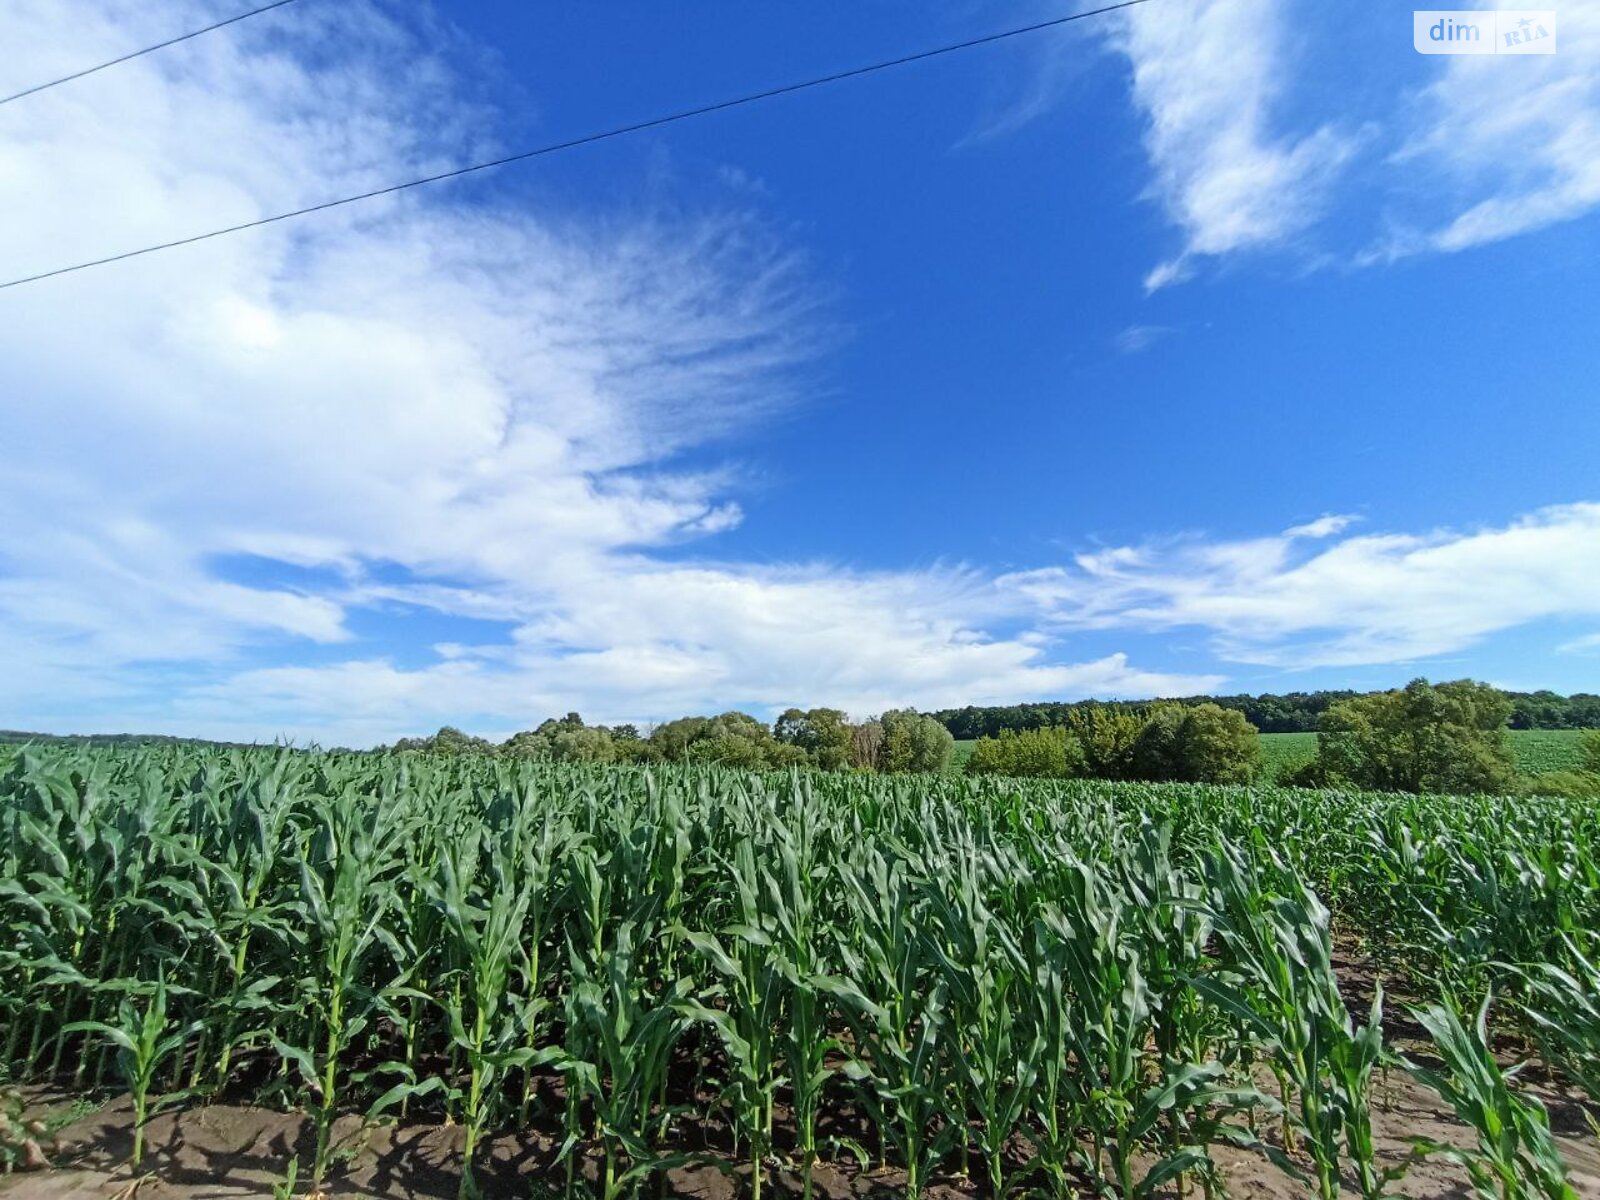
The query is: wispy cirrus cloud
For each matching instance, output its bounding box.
[1098,0,1600,280]
[1003,503,1600,668]
[1283,514,1360,540]
[1111,0,1355,289]
[1113,323,1175,354]
[1382,0,1600,257]
[1559,632,1600,656]
[0,0,1215,744]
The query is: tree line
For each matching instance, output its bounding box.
[389,706,956,773]
[965,678,1600,798]
[932,685,1600,738]
[965,702,1260,784]
[388,678,1600,796]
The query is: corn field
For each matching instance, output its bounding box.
[1,746,1596,1198]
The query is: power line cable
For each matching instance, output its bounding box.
[0,0,305,107]
[0,0,1148,292]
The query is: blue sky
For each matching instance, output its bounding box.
[2,0,1598,744]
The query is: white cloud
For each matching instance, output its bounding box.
[1114,323,1175,354]
[1284,514,1359,540]
[1559,632,1600,656]
[1111,0,1353,288]
[1003,503,1600,668]
[1391,0,1600,254]
[0,0,1213,743]
[1104,0,1600,275]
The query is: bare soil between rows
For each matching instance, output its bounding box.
[7,952,1598,1199]
[3,1062,1596,1200]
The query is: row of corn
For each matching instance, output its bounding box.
[0,746,1596,1197]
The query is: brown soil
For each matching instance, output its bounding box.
[2,1070,1595,1200]
[5,951,1596,1199]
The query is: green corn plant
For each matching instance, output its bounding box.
[1195,839,1394,1200]
[271,1153,300,1200]
[1117,820,1231,1194]
[1021,904,1081,1194]
[0,740,1596,1200]
[1044,859,1225,1199]
[271,789,407,1189]
[764,821,838,1200]
[1519,935,1600,1134]
[558,920,693,1200]
[432,833,550,1200]
[677,837,785,1200]
[64,976,191,1169]
[819,844,967,1200]
[189,754,302,1091]
[1405,993,1578,1200]
[922,845,1037,1199]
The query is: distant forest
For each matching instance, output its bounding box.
[931,688,1600,739]
[5,685,1597,752]
[0,730,259,749]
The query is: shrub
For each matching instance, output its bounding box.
[651,712,800,769]
[1516,770,1600,800]
[1063,708,1145,780]
[503,714,617,763]
[965,726,1084,779]
[1130,703,1260,784]
[877,709,955,774]
[1582,730,1600,776]
[773,708,854,770]
[1313,678,1515,795]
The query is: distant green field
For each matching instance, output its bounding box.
[1505,728,1592,775]
[1259,732,1319,781]
[954,728,1589,780]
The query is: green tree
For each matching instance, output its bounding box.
[649,715,712,760]
[1313,678,1515,794]
[1063,708,1145,780]
[502,716,616,763]
[876,709,955,773]
[773,708,853,770]
[1129,703,1259,784]
[396,726,495,756]
[965,726,1084,779]
[650,712,800,768]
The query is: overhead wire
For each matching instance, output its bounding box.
[0,0,305,107]
[0,0,1149,292]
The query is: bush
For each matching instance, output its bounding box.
[394,726,496,756]
[1313,678,1515,795]
[1130,703,1260,784]
[1583,730,1600,776]
[1516,770,1600,800]
[773,708,854,770]
[502,714,617,763]
[614,737,663,764]
[1280,757,1336,789]
[877,709,955,773]
[1063,708,1145,780]
[651,712,800,769]
[965,726,1084,779]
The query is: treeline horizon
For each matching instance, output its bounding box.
[3,683,1597,753]
[932,686,1600,738]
